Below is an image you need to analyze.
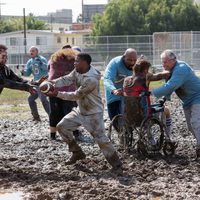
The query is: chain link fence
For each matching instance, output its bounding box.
[3,31,200,72]
[153,31,200,70]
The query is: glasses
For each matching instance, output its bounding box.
[162,58,174,64]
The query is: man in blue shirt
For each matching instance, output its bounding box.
[104,48,138,121]
[22,46,50,121]
[152,49,200,160]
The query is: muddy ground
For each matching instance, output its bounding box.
[0,97,200,200]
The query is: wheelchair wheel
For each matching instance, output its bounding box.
[138,117,164,156]
[108,114,129,150]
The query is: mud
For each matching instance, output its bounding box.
[0,97,200,200]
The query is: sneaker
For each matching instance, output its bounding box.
[66,151,86,165]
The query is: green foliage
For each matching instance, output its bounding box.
[26,13,48,30]
[92,0,200,36]
[0,13,48,33]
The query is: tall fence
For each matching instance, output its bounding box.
[153,31,200,69]
[4,31,200,72]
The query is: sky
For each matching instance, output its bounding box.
[1,0,108,21]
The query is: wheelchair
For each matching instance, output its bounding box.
[108,92,176,156]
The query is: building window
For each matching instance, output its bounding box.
[57,36,61,43]
[66,37,69,43]
[6,38,10,46]
[10,37,18,46]
[36,37,47,45]
[72,37,75,45]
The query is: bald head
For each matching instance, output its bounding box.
[123,48,137,69]
[124,48,137,56]
[29,46,39,58]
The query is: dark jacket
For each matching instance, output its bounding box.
[0,65,30,94]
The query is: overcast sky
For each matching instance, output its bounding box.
[1,0,108,21]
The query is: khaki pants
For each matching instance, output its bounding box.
[184,104,200,149]
[57,107,120,166]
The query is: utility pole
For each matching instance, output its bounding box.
[81,0,84,30]
[23,8,27,55]
[50,14,53,32]
[0,1,6,21]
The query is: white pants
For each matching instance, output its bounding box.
[184,104,200,149]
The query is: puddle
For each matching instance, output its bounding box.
[0,191,24,200]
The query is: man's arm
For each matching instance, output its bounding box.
[0,75,33,93]
[47,77,97,101]
[104,60,119,93]
[147,71,171,82]
[57,78,96,101]
[152,68,187,98]
[22,60,32,77]
[8,68,28,83]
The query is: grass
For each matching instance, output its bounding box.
[149,80,165,89]
[0,79,164,119]
[0,88,42,119]
[0,89,28,105]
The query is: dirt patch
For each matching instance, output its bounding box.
[0,97,200,200]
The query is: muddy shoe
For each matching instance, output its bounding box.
[33,116,41,122]
[110,165,123,176]
[195,149,200,161]
[66,151,86,165]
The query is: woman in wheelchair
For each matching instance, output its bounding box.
[123,57,177,150]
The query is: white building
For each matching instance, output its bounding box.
[0,29,91,64]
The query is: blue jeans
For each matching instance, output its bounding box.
[28,86,50,118]
[107,100,123,120]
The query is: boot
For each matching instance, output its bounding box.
[66,140,86,165]
[50,132,56,140]
[195,148,200,160]
[66,150,86,165]
[107,151,123,175]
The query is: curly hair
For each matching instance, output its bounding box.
[133,58,151,75]
[0,44,7,53]
[50,48,78,64]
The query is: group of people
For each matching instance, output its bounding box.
[104,48,200,160]
[20,45,82,140]
[1,44,200,175]
[0,44,122,173]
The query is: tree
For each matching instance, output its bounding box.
[0,13,48,34]
[92,0,200,36]
[26,13,48,30]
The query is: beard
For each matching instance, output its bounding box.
[125,64,133,70]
